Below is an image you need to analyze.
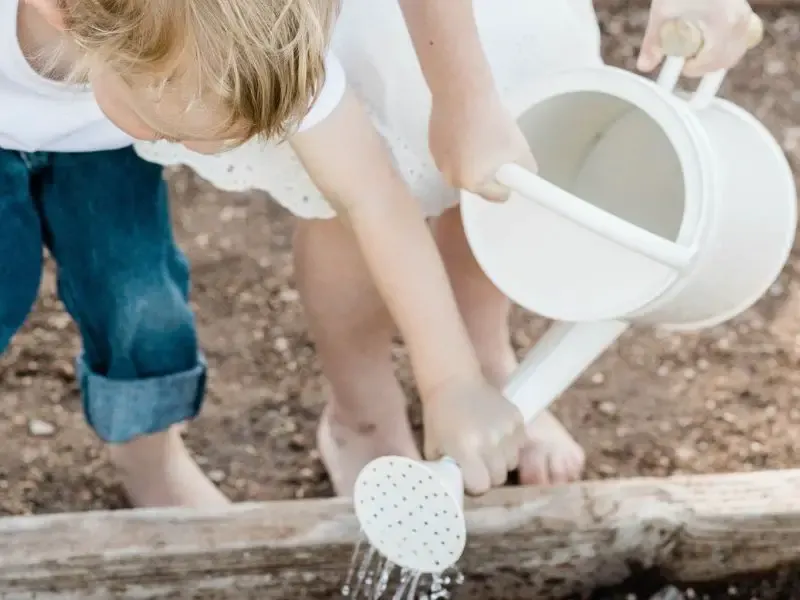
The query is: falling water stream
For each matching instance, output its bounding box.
[338,538,688,600]
[340,537,465,599]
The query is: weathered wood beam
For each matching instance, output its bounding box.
[596,0,800,8]
[738,0,798,6]
[0,470,799,599]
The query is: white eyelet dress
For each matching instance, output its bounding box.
[134,0,603,220]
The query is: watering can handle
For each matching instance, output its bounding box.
[494,163,695,271]
[656,14,764,108]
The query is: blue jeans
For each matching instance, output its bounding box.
[0,147,206,443]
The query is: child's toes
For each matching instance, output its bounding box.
[518,447,552,485]
[517,410,586,486]
[551,445,586,484]
[568,446,587,479]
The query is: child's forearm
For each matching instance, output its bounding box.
[343,181,483,397]
[290,90,483,397]
[398,0,495,100]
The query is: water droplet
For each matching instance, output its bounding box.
[340,536,364,597]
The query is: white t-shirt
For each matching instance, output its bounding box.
[1,0,346,153]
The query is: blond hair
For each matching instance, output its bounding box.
[61,0,340,140]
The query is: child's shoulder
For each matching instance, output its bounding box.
[296,52,347,133]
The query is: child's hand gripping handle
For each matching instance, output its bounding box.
[658,13,764,58]
[656,14,764,108]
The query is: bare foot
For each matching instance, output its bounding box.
[108,427,230,509]
[518,410,585,486]
[317,404,421,497]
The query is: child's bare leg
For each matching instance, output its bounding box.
[294,218,420,496]
[43,148,228,509]
[434,206,585,485]
[108,428,229,508]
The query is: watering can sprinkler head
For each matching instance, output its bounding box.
[353,455,468,573]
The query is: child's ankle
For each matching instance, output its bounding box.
[106,427,230,509]
[323,403,397,436]
[107,427,185,469]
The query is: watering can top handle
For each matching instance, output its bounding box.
[493,163,695,272]
[656,14,764,107]
[658,14,764,59]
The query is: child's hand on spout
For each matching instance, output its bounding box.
[422,373,526,496]
[638,0,762,77]
[429,89,537,203]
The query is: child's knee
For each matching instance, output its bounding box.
[74,272,206,444]
[107,276,199,377]
[63,255,198,378]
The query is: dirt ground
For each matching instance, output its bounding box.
[588,565,800,600]
[0,6,799,526]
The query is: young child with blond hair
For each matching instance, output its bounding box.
[10,0,758,505]
[137,0,760,496]
[8,0,531,507]
[5,0,347,508]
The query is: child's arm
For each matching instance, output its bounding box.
[289,88,526,495]
[398,0,493,101]
[397,0,536,202]
[294,90,479,396]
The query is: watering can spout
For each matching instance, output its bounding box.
[505,319,629,423]
[495,164,695,272]
[352,319,627,574]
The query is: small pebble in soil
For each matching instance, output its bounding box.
[597,401,617,416]
[28,419,55,437]
[589,564,800,600]
[207,469,226,483]
[650,587,686,600]
[47,314,71,330]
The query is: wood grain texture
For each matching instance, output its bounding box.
[596,0,800,7]
[1,470,800,598]
[743,0,799,5]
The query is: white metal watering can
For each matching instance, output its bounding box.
[353,16,796,575]
[460,16,796,419]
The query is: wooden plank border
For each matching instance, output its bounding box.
[1,469,799,599]
[596,0,800,8]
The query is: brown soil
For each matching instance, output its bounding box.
[588,565,800,600]
[1,5,799,599]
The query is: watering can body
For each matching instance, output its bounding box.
[462,64,796,330]
[352,18,789,577]
[352,18,788,577]
[461,62,796,417]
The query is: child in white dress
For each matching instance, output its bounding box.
[136,0,761,495]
